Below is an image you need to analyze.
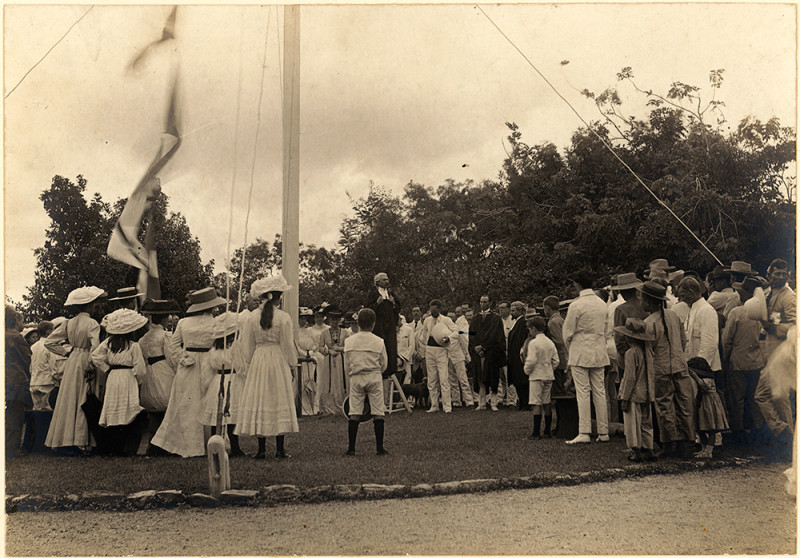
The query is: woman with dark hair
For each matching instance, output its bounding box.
[152,287,225,457]
[235,273,299,459]
[45,286,107,451]
[91,309,148,455]
[318,306,350,415]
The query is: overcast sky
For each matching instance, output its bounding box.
[4,3,796,303]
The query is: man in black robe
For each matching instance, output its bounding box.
[365,272,401,377]
[507,301,531,410]
[469,294,506,410]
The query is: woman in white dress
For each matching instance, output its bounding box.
[317,306,350,415]
[235,273,299,459]
[295,307,318,415]
[138,299,180,454]
[91,309,147,455]
[151,287,226,457]
[45,286,107,451]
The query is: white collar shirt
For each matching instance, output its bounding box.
[686,297,722,371]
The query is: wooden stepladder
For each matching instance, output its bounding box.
[385,373,412,415]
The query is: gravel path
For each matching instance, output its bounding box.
[6,464,796,556]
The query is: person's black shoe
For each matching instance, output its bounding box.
[344,449,355,456]
[229,449,245,458]
[542,432,552,439]
[528,434,541,440]
[275,450,290,459]
[376,448,388,455]
[253,451,266,459]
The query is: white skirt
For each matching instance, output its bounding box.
[235,344,298,437]
[99,368,143,427]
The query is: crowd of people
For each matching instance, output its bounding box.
[4,256,796,463]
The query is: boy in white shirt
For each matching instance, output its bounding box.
[344,308,388,456]
[523,316,560,439]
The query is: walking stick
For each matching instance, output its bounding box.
[207,372,230,498]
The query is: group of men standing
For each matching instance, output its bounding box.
[367,256,795,459]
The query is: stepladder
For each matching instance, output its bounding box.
[384,373,412,415]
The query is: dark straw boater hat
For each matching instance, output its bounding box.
[609,272,642,291]
[186,287,227,314]
[613,318,654,342]
[732,276,764,300]
[141,299,181,315]
[108,286,144,301]
[636,280,667,301]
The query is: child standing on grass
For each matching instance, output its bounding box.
[343,308,388,456]
[91,309,148,456]
[522,316,560,439]
[201,312,244,457]
[687,357,730,459]
[615,318,656,462]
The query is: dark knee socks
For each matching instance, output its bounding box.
[348,420,359,452]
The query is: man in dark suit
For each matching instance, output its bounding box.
[507,301,531,410]
[469,294,506,411]
[365,272,401,378]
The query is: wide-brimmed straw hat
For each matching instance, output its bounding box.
[645,258,676,273]
[725,261,757,276]
[299,306,313,317]
[609,272,642,291]
[613,318,654,341]
[65,286,107,306]
[108,287,144,302]
[213,312,241,339]
[524,307,540,320]
[186,287,227,314]
[636,281,667,301]
[250,273,292,299]
[732,276,764,300]
[141,299,181,315]
[104,309,148,335]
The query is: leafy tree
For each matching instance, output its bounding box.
[23,176,213,321]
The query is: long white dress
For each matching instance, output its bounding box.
[44,313,101,448]
[151,314,215,457]
[235,306,299,437]
[91,340,146,427]
[138,324,176,412]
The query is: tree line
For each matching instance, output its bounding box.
[19,69,796,320]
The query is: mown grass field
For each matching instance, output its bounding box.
[5,407,769,495]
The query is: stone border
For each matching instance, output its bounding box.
[5,455,766,513]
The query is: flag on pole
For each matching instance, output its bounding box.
[109,32,181,298]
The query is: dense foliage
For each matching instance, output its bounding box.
[23,176,213,320]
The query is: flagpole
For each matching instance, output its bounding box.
[281,5,301,413]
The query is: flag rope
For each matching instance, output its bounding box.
[5,6,94,100]
[235,7,273,311]
[475,5,723,266]
[225,8,246,318]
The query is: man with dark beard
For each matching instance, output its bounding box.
[365,272,401,378]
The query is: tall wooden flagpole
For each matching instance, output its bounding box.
[282,5,301,413]
[282,5,300,328]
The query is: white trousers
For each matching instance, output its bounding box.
[425,346,451,411]
[448,359,473,406]
[571,365,609,435]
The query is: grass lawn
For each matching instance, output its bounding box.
[5,407,765,496]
